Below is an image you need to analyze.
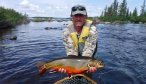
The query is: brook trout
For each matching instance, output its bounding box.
[37,56,104,76]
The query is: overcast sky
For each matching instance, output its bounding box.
[0,0,145,17]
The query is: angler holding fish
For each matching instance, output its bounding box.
[61,5,99,73]
[37,5,104,84]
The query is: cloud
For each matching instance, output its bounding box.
[20,0,30,8]
[20,0,44,13]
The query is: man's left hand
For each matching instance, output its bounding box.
[87,66,97,73]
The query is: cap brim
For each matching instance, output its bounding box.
[72,10,86,15]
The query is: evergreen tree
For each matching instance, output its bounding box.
[140,0,146,23]
[130,8,139,23]
[104,5,108,21]
[126,8,130,20]
[112,0,118,20]
[118,0,127,21]
[99,0,146,23]
[140,0,146,16]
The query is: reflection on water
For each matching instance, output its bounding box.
[0,22,146,84]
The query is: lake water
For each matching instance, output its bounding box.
[0,22,146,84]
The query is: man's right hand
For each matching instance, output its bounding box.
[58,68,67,73]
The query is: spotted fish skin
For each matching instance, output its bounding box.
[37,56,104,75]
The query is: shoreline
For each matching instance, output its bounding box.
[0,20,30,29]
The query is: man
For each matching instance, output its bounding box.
[60,5,98,73]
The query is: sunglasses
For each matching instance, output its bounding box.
[72,6,86,11]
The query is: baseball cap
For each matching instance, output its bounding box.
[71,5,87,16]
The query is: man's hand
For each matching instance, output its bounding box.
[87,66,97,73]
[58,68,67,73]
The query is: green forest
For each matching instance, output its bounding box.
[99,0,146,23]
[0,7,28,28]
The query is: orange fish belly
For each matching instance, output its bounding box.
[54,66,87,74]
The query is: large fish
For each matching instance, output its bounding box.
[37,56,104,76]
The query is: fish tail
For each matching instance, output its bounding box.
[36,62,47,75]
[39,65,47,75]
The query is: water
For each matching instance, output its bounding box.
[0,22,146,84]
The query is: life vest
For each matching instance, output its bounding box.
[68,19,93,49]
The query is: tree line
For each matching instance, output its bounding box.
[0,7,28,28]
[99,0,146,23]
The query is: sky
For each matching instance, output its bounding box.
[0,0,145,17]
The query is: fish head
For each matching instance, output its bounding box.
[88,59,104,68]
[88,59,97,67]
[96,59,104,68]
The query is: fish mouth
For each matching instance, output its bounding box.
[87,59,104,68]
[96,59,104,68]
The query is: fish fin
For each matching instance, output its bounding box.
[49,68,57,73]
[70,75,73,78]
[67,73,71,78]
[85,69,89,73]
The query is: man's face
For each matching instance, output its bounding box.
[72,14,86,27]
